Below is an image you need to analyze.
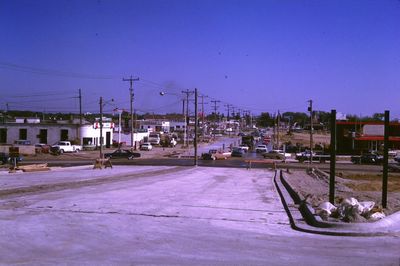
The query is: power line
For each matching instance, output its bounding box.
[0,61,117,80]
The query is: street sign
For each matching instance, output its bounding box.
[9,147,19,157]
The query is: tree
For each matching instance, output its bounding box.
[256,112,273,127]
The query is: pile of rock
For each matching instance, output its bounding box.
[315,197,386,223]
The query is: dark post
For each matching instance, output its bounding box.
[382,110,389,208]
[329,109,336,204]
[194,88,198,166]
[99,97,103,159]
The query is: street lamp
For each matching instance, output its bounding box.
[159,91,186,146]
[160,89,199,166]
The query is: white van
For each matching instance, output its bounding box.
[148,133,160,145]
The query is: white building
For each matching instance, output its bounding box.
[0,118,114,148]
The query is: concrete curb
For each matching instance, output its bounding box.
[274,170,400,236]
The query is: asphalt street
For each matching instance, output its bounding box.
[0,166,399,265]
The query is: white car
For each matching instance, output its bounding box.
[140,142,153,151]
[272,149,292,158]
[239,144,249,152]
[255,145,268,153]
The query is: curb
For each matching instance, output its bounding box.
[274,170,400,236]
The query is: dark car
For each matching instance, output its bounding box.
[351,153,383,164]
[0,153,23,165]
[231,147,245,157]
[104,149,141,160]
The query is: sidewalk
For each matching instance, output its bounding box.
[274,170,400,236]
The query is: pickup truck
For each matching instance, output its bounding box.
[295,151,330,163]
[51,141,82,154]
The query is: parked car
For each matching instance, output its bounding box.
[271,149,292,159]
[35,143,51,154]
[239,144,249,152]
[351,153,383,164]
[0,152,23,165]
[104,149,141,160]
[14,140,31,145]
[295,150,329,163]
[231,147,245,157]
[140,142,153,151]
[255,145,268,153]
[263,150,285,160]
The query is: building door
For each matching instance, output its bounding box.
[60,129,69,141]
[39,129,47,144]
[0,128,7,143]
[106,132,111,148]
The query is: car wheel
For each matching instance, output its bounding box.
[59,149,64,154]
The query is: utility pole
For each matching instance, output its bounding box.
[225,104,232,121]
[225,104,232,136]
[199,95,208,138]
[329,109,337,204]
[73,89,83,144]
[79,88,82,125]
[277,110,280,149]
[308,100,313,165]
[123,76,139,149]
[211,100,220,122]
[99,97,104,159]
[382,110,389,208]
[210,100,220,137]
[194,88,198,166]
[182,89,194,147]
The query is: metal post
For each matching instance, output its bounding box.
[329,109,336,204]
[194,88,198,166]
[382,110,389,208]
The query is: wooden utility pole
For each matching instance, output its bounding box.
[194,88,198,166]
[79,88,82,125]
[123,76,139,148]
[182,89,194,147]
[308,100,313,165]
[99,97,103,159]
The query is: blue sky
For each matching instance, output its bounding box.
[1,0,399,118]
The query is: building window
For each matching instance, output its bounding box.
[60,129,69,141]
[0,128,7,143]
[38,129,47,144]
[19,129,27,140]
[83,137,93,146]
